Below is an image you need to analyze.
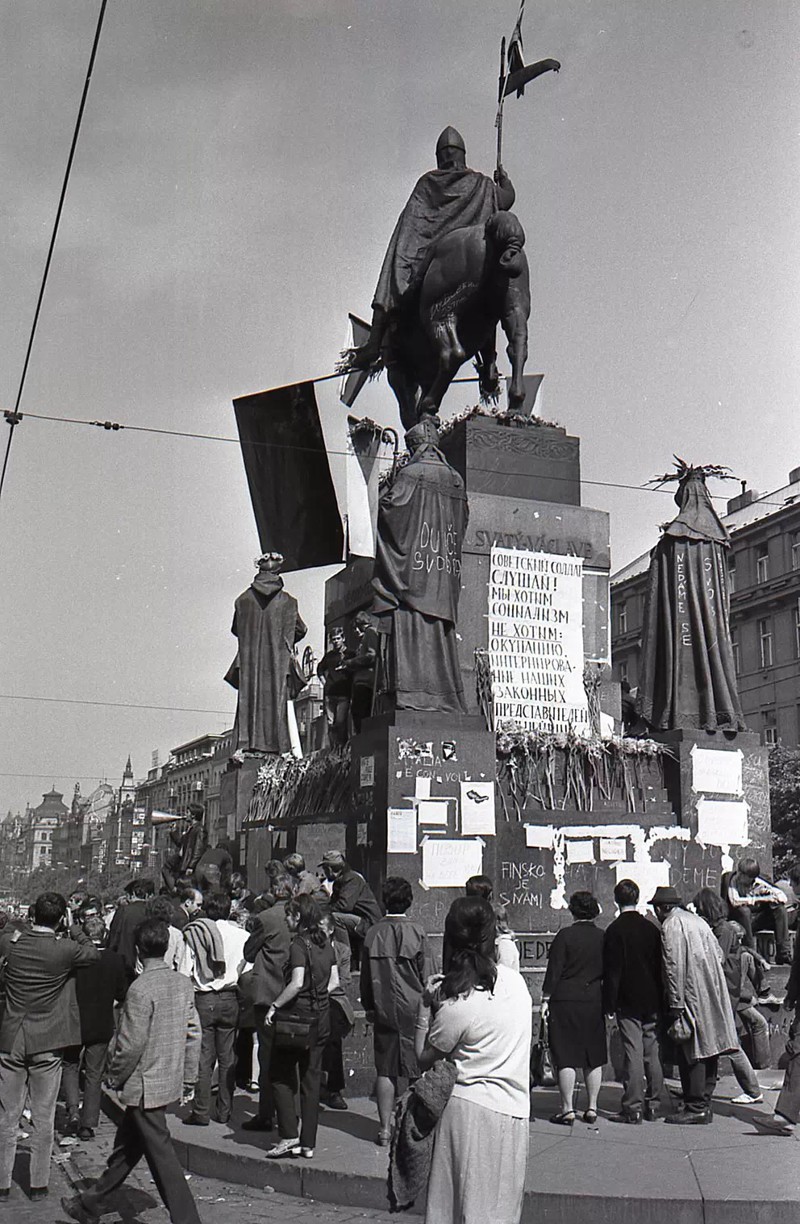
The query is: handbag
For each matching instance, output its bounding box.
[667,1012,693,1044]
[272,938,323,1051]
[531,1011,557,1088]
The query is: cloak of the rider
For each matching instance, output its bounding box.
[225,571,307,754]
[638,466,745,733]
[372,168,504,317]
[372,435,469,713]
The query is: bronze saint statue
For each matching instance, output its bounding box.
[225,552,307,755]
[346,127,531,428]
[371,417,468,713]
[637,462,745,733]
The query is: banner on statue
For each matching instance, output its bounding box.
[233,381,344,572]
[487,547,590,734]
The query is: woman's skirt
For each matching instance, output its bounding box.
[424,1095,528,1224]
[549,998,607,1069]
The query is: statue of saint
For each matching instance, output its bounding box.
[371,417,468,713]
[353,126,515,369]
[225,552,307,754]
[638,463,745,733]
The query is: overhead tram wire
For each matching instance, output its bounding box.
[4,404,789,510]
[0,693,232,716]
[0,0,109,511]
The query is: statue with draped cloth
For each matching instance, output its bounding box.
[371,418,468,713]
[638,461,745,733]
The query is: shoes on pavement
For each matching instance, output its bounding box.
[29,1187,49,1201]
[664,1108,712,1125]
[77,1126,95,1141]
[749,1113,795,1136]
[61,1195,101,1224]
[608,1110,642,1124]
[731,1092,764,1104]
[183,1114,209,1127]
[241,1115,273,1132]
[323,1093,348,1110]
[299,1147,314,1158]
[549,1112,575,1126]
[644,1103,660,1121]
[265,1138,301,1158]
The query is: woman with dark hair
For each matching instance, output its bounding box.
[693,888,764,1104]
[542,890,606,1125]
[414,896,532,1224]
[264,894,339,1158]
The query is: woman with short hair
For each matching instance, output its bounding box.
[542,890,606,1125]
[415,896,532,1224]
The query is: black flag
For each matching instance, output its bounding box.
[233,382,344,572]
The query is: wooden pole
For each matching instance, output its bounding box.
[496,36,507,171]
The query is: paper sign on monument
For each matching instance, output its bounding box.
[488,547,590,734]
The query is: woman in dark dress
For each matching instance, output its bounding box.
[542,891,606,1125]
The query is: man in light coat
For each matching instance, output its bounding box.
[651,886,738,1125]
[61,918,202,1224]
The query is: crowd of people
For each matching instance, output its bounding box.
[0,849,797,1224]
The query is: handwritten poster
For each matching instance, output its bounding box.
[487,548,590,734]
[417,799,449,826]
[691,747,743,796]
[422,838,483,888]
[414,776,432,800]
[566,839,595,864]
[696,797,749,847]
[460,781,496,836]
[525,825,555,849]
[600,838,627,861]
[614,860,670,910]
[387,807,418,854]
[359,755,375,788]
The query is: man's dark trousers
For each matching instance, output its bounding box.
[677,1048,718,1113]
[252,1006,276,1122]
[79,1106,200,1224]
[193,991,239,1123]
[61,1042,108,1129]
[617,1012,663,1115]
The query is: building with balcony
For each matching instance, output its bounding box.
[612,466,800,745]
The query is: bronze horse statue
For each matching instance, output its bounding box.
[349,210,531,432]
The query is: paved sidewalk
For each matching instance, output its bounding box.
[160,1071,800,1224]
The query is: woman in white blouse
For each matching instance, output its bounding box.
[415,896,532,1224]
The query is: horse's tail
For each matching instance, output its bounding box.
[485,211,526,276]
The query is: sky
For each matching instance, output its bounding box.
[1,0,798,816]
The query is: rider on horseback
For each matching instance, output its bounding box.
[352,127,515,371]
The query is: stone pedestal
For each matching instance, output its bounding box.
[654,728,772,871]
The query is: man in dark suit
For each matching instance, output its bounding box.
[603,878,665,1123]
[60,915,128,1141]
[62,918,201,1224]
[0,892,100,1200]
[106,878,155,980]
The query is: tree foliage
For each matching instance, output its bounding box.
[769,746,800,874]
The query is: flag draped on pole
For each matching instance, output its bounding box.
[340,314,371,408]
[233,382,344,572]
[345,416,383,558]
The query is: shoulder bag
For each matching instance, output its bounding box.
[531,1009,557,1088]
[272,938,325,1051]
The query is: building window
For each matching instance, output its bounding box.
[731,629,741,674]
[618,603,628,634]
[796,605,800,659]
[792,533,800,571]
[763,711,778,747]
[756,544,769,584]
[728,558,736,593]
[758,618,774,668]
[618,660,629,685]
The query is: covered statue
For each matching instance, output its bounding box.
[225,551,307,754]
[372,418,468,712]
[638,461,745,733]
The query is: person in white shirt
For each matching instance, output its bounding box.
[727,857,791,964]
[415,896,532,1224]
[182,892,248,1126]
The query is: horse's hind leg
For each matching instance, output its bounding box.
[476,329,500,403]
[501,276,530,415]
[418,319,464,418]
[386,362,420,433]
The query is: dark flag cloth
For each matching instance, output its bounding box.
[638,469,745,733]
[233,382,344,572]
[372,443,468,713]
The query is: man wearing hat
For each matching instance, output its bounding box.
[320,852,381,944]
[650,885,738,1124]
[352,126,515,370]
